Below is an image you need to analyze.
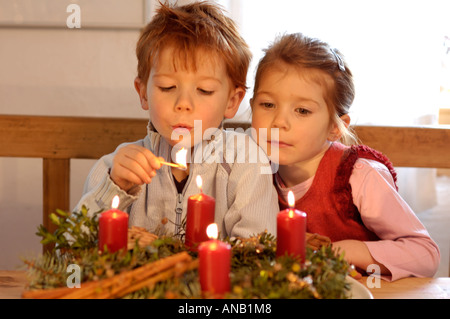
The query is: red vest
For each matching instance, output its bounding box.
[277,142,398,242]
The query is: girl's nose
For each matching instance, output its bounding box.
[271,109,290,130]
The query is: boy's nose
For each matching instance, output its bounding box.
[175,103,192,112]
[175,91,193,112]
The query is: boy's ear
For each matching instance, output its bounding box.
[224,87,246,119]
[328,114,350,141]
[134,77,149,110]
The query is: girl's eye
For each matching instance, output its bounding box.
[159,86,175,92]
[295,108,311,115]
[198,88,214,95]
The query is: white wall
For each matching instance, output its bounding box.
[0,0,150,270]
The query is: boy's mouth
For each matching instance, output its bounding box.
[172,124,192,134]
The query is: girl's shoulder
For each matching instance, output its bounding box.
[351,158,397,189]
[343,144,398,190]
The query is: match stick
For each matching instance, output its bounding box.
[159,161,187,170]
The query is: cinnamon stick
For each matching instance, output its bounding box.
[61,251,191,299]
[306,232,331,250]
[22,279,100,299]
[22,251,192,299]
[113,259,199,298]
[127,226,158,250]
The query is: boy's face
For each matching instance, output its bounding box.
[137,46,244,148]
[251,63,339,166]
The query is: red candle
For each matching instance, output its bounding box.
[185,175,215,250]
[198,223,231,298]
[98,195,128,253]
[276,191,307,262]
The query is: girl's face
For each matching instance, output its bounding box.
[251,63,339,171]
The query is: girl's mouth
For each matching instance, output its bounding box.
[268,140,292,148]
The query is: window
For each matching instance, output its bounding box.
[217,0,449,125]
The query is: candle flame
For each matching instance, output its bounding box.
[196,175,203,191]
[112,195,120,209]
[175,147,187,169]
[206,223,218,240]
[287,191,295,207]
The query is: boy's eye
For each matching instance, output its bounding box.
[198,88,214,95]
[261,102,275,109]
[159,86,175,92]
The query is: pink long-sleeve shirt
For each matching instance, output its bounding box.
[275,158,440,281]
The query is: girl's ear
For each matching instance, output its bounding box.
[340,114,351,127]
[134,77,149,110]
[328,114,350,141]
[224,87,246,119]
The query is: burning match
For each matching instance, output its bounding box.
[159,161,186,169]
[159,147,188,170]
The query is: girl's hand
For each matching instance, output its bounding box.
[110,144,163,192]
[331,239,390,276]
[349,264,363,280]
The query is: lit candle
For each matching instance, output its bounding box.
[198,223,231,298]
[185,175,215,251]
[98,195,128,253]
[276,191,306,262]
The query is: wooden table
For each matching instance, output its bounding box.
[1,270,449,299]
[359,276,450,299]
[0,271,28,299]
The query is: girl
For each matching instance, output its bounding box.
[251,33,440,281]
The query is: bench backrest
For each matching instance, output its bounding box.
[2,115,449,250]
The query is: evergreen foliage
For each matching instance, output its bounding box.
[25,207,350,299]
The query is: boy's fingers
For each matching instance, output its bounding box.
[153,157,165,169]
[129,145,162,171]
[114,145,162,184]
[119,166,149,185]
[110,165,147,191]
[116,153,152,184]
[146,154,162,170]
[124,146,158,174]
[115,162,150,185]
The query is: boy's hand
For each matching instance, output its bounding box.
[110,144,163,192]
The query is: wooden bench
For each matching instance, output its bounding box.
[1,114,450,250]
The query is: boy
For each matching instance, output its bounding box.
[75,2,278,239]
